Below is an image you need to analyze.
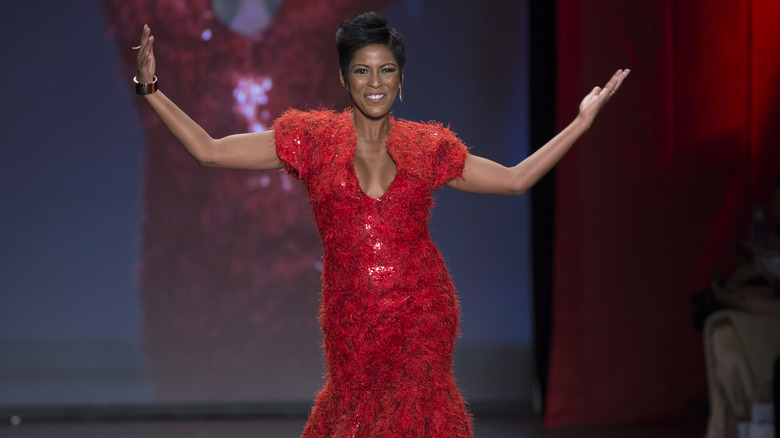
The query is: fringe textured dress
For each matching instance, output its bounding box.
[273,109,473,437]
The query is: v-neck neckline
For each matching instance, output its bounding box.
[347,112,398,201]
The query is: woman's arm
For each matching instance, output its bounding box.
[447,69,630,195]
[136,25,283,171]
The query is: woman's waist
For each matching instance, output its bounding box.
[321,244,445,279]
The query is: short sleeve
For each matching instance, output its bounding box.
[272,109,315,181]
[432,125,470,188]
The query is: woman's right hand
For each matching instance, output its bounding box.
[136,25,156,83]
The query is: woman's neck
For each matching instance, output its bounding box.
[351,110,391,142]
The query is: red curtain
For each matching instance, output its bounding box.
[547,0,780,426]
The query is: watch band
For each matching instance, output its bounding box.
[134,75,158,95]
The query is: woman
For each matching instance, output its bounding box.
[134,12,628,438]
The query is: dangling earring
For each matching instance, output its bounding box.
[399,85,404,103]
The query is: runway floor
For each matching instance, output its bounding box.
[0,416,704,438]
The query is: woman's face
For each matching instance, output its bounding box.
[341,44,403,120]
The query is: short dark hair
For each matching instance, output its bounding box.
[336,12,405,83]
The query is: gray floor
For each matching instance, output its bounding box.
[0,417,705,438]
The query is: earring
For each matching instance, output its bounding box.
[399,85,404,103]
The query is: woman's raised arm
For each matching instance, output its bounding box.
[135,25,283,171]
[447,69,630,195]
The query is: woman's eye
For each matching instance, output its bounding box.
[354,68,368,75]
[382,68,397,74]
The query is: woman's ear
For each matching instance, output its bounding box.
[339,70,346,89]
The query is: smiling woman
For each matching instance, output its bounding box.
[131,7,626,437]
[336,14,405,200]
[342,45,403,120]
[344,44,402,199]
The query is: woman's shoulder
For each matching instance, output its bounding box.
[274,108,350,131]
[391,117,468,185]
[394,117,453,138]
[393,117,461,149]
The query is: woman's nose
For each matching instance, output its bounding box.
[369,72,380,87]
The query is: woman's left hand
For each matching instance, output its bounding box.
[136,24,156,84]
[578,69,630,126]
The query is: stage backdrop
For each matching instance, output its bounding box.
[0,0,532,408]
[546,0,780,426]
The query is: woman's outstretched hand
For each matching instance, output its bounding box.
[578,69,630,127]
[135,25,156,83]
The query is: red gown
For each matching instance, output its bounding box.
[273,109,473,437]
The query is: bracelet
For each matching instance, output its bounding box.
[134,75,158,95]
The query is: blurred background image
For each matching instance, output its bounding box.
[0,0,533,409]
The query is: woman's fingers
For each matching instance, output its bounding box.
[135,25,155,83]
[578,69,629,120]
[135,26,146,60]
[606,69,630,94]
[594,69,629,107]
[135,25,149,51]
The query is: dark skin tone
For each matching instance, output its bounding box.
[135,25,629,198]
[340,44,401,198]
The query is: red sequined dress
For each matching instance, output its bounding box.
[273,109,472,437]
